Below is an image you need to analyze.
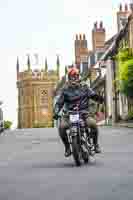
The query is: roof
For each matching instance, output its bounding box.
[101,13,133,61]
[104,34,117,47]
[100,13,133,62]
[90,14,133,90]
[100,23,128,61]
[91,76,105,90]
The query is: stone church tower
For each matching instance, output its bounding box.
[16,55,60,128]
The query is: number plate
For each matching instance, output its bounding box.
[69,114,79,122]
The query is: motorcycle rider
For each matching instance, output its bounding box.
[53,67,104,157]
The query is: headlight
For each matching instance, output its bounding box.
[71,126,77,132]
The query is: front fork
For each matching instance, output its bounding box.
[68,125,81,152]
[82,128,95,156]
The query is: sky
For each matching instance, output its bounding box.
[0,0,131,128]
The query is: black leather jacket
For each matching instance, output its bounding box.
[54,83,103,115]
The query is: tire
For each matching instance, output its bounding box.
[82,153,89,164]
[72,136,81,166]
[82,149,89,164]
[0,128,4,134]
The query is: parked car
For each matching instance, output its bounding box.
[0,102,4,133]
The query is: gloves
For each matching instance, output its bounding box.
[53,113,59,120]
[53,106,60,120]
[99,96,104,104]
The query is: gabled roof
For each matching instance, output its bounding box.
[91,75,105,90]
[101,13,133,61]
[100,22,128,61]
[104,34,117,47]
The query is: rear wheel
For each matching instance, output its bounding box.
[72,136,81,166]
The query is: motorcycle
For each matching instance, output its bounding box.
[66,108,95,166]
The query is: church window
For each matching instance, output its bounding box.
[40,89,48,107]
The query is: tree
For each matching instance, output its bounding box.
[4,120,12,129]
[116,48,133,98]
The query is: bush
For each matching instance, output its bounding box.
[4,120,12,129]
[127,111,133,120]
[116,48,133,98]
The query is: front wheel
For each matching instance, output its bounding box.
[81,147,89,164]
[72,136,81,166]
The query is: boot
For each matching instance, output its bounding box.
[92,128,101,154]
[95,144,101,153]
[59,128,71,157]
[65,145,71,157]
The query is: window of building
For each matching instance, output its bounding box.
[40,89,48,107]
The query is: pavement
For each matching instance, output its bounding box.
[0,127,133,200]
[115,122,133,128]
[97,120,133,128]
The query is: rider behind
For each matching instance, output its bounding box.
[53,66,104,157]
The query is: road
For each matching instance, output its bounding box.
[0,127,133,200]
